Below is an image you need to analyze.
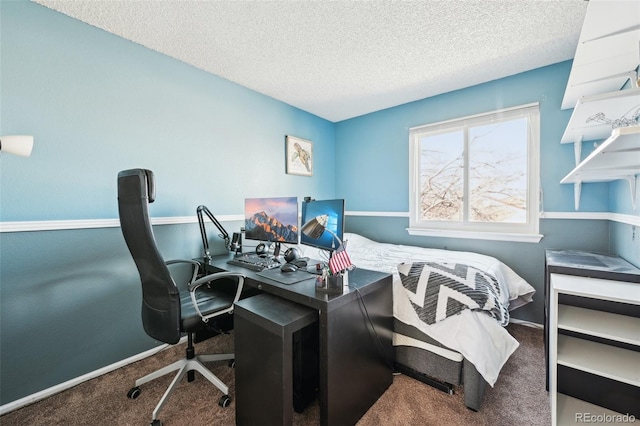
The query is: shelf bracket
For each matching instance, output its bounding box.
[573,137,582,166]
[627,175,638,210]
[573,137,583,210]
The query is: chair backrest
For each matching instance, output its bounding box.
[117,169,181,344]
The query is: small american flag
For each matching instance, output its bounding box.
[328,242,352,274]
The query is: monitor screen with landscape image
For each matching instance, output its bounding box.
[244,197,299,244]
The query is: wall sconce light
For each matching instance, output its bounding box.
[0,135,34,157]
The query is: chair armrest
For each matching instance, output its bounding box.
[189,271,245,322]
[165,259,201,285]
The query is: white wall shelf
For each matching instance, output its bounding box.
[561,89,640,144]
[561,0,640,110]
[559,0,640,211]
[561,126,640,182]
[560,125,640,209]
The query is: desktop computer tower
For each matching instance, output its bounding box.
[292,321,319,413]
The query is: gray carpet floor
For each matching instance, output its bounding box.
[0,323,550,425]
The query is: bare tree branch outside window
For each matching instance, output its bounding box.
[419,118,528,224]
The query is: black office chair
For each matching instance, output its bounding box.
[117,168,244,426]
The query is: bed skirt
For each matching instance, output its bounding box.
[393,319,488,411]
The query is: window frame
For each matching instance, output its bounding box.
[408,103,542,243]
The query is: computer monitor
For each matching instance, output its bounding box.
[300,199,345,251]
[244,197,299,248]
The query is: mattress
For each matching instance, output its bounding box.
[299,232,536,387]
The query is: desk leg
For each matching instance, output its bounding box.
[319,283,393,426]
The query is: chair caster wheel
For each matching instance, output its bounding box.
[228,359,235,368]
[150,419,162,426]
[127,387,141,399]
[219,395,232,408]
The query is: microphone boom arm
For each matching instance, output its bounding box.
[196,205,230,260]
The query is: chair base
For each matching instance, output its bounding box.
[133,352,234,422]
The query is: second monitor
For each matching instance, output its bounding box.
[300,199,345,252]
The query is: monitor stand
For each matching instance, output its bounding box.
[260,242,283,264]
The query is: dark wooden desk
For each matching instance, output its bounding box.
[202,253,394,426]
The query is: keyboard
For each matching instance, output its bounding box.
[227,254,281,272]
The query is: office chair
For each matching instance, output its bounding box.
[117,169,244,426]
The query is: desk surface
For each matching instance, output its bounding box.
[203,253,391,312]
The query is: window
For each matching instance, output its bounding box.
[408,103,541,242]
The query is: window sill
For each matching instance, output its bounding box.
[406,228,543,243]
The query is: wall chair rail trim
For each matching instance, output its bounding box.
[540,211,640,227]
[0,211,636,233]
[0,215,243,233]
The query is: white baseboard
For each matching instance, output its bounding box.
[0,337,187,416]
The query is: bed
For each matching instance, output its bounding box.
[299,232,536,411]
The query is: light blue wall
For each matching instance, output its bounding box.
[609,180,640,265]
[1,1,335,222]
[335,61,610,213]
[0,1,334,405]
[609,179,638,215]
[610,222,640,267]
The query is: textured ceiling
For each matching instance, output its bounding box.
[32,0,589,122]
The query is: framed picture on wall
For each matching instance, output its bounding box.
[285,135,313,176]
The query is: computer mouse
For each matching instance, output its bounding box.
[291,258,308,268]
[280,263,298,273]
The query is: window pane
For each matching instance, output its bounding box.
[419,131,463,221]
[468,118,528,223]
